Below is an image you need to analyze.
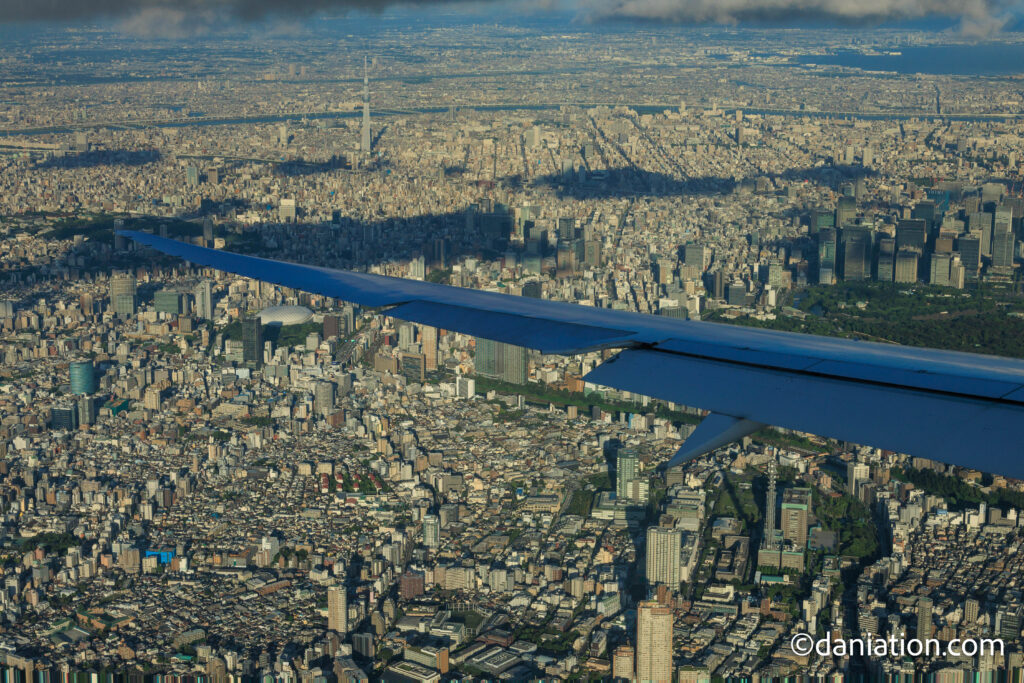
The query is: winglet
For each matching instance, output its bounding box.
[663,413,765,470]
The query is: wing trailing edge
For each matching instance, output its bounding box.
[121,230,1024,477]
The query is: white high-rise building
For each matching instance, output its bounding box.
[637,600,673,682]
[645,526,681,590]
[328,584,348,634]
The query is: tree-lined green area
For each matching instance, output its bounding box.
[711,281,1024,359]
[15,532,79,554]
[812,488,878,559]
[425,268,452,284]
[566,488,595,516]
[892,466,1024,511]
[474,375,702,425]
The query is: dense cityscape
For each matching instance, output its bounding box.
[2,12,1024,683]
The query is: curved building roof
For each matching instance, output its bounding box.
[258,305,313,326]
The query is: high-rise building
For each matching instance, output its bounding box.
[835,196,856,228]
[998,606,1022,640]
[896,219,927,252]
[400,571,425,600]
[957,236,981,279]
[763,459,777,548]
[780,488,811,549]
[241,318,263,366]
[817,229,836,285]
[279,198,297,223]
[194,281,213,320]
[361,56,371,156]
[929,253,951,286]
[70,360,96,395]
[557,217,576,241]
[848,462,870,497]
[109,273,137,316]
[77,395,97,426]
[612,645,635,681]
[840,227,871,281]
[475,338,527,384]
[421,325,438,371]
[0,300,13,318]
[876,238,895,282]
[636,601,673,683]
[684,243,706,271]
[423,515,440,548]
[328,585,348,634]
[965,598,980,624]
[992,231,1015,268]
[154,289,183,315]
[646,526,682,590]
[51,405,78,431]
[917,597,932,639]
[894,249,919,284]
[323,314,341,339]
[617,449,639,501]
[314,381,336,416]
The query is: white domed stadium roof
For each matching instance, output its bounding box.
[258,305,313,325]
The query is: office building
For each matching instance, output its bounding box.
[894,249,919,284]
[841,227,871,281]
[957,236,980,279]
[646,526,682,590]
[558,216,576,241]
[154,289,183,315]
[780,488,811,549]
[835,196,856,228]
[314,381,335,416]
[328,585,348,634]
[636,601,673,683]
[241,318,263,366]
[423,515,440,548]
[817,229,836,284]
[617,449,639,501]
[51,405,78,431]
[109,273,137,316]
[896,219,927,252]
[876,238,895,282]
[998,607,1022,640]
[279,198,296,223]
[194,281,213,320]
[993,231,1015,268]
[929,253,951,286]
[475,338,527,384]
[70,360,96,395]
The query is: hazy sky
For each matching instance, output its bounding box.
[0,0,1019,37]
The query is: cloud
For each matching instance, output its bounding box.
[578,0,1012,34]
[0,0,1014,37]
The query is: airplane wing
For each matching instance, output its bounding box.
[120,230,1024,478]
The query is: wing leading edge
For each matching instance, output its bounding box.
[121,230,1024,478]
